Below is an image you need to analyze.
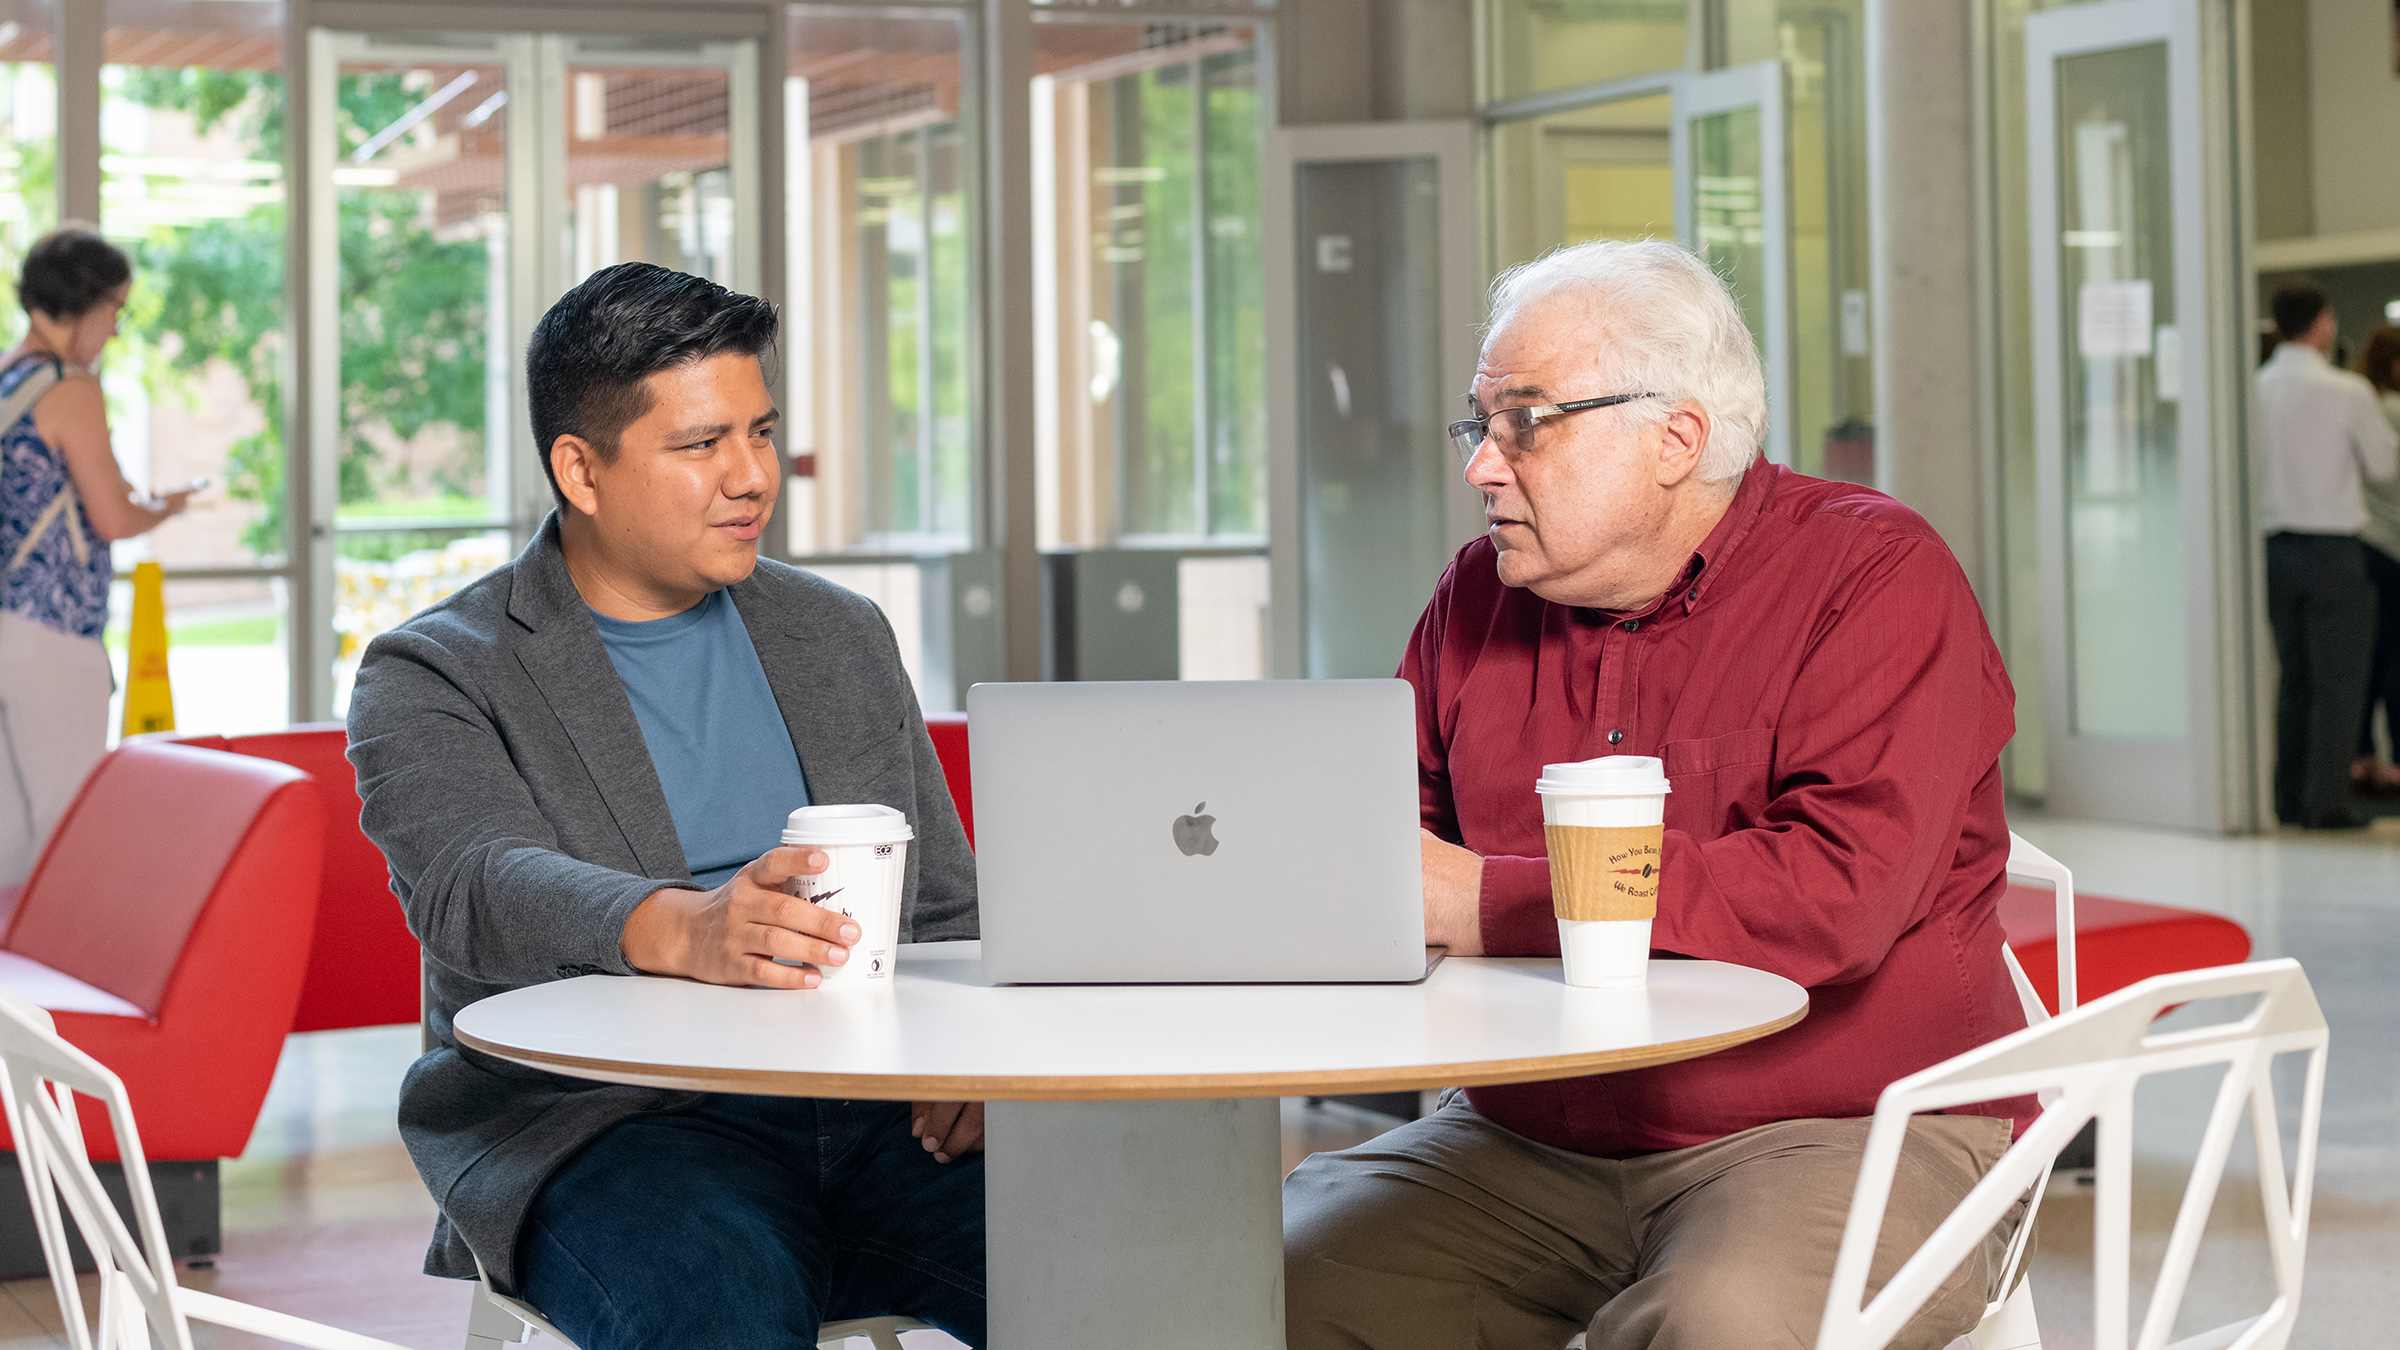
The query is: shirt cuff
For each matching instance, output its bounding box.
[1478,854,1558,956]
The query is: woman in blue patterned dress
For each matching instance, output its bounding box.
[1,227,197,885]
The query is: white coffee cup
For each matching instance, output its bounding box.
[781,804,914,991]
[1536,756,1671,988]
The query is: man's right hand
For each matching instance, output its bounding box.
[619,846,860,988]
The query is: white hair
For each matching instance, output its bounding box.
[1485,238,1768,484]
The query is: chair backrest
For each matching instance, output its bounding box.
[4,742,313,1017]
[924,714,973,847]
[0,984,191,1350]
[1816,959,2328,1350]
[221,725,421,1032]
[2004,831,2077,1016]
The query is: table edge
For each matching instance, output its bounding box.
[452,1000,1808,1102]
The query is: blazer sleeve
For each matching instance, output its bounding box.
[347,624,664,986]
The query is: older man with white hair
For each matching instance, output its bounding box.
[1283,239,2030,1349]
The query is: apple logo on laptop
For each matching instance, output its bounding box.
[1172,802,1220,857]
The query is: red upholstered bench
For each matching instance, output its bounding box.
[1998,883,2252,1017]
[0,742,324,1270]
[169,726,421,1032]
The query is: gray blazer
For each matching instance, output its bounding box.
[346,515,977,1290]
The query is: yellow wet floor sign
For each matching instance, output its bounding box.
[122,560,175,736]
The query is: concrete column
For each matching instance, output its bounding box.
[57,0,102,225]
[1373,0,1474,122]
[1279,0,1375,126]
[1866,0,1985,597]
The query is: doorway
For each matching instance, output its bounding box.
[299,23,762,715]
[1264,121,1482,680]
[2021,0,2247,831]
[1481,62,1794,467]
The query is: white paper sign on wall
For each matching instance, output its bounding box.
[2078,279,2154,358]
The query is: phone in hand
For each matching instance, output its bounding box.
[157,477,210,496]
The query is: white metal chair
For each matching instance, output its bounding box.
[1943,832,2082,1348]
[2004,832,2079,1020]
[0,985,416,1350]
[466,1253,932,1349]
[1818,959,2328,1350]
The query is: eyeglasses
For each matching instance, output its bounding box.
[1446,393,1658,466]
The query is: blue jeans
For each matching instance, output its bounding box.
[515,1095,986,1348]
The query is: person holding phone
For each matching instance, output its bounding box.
[1,225,200,885]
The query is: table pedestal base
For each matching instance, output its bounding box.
[987,1098,1284,1350]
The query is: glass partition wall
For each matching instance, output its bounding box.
[29,1,1280,724]
[98,0,289,736]
[1033,17,1269,680]
[785,6,977,560]
[1034,19,1266,550]
[304,27,757,715]
[1477,0,1872,483]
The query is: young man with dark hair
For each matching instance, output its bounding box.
[2259,283,2399,828]
[348,263,984,1347]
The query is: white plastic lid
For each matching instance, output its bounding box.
[780,803,915,846]
[1534,755,1672,797]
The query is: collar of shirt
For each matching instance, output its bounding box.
[2270,342,2328,370]
[1592,456,1775,626]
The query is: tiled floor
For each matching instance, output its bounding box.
[5,816,2395,1347]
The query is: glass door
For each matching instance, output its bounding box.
[2025,0,2234,829]
[304,26,758,717]
[1675,61,1791,470]
[1481,62,1794,468]
[307,29,522,716]
[1265,122,1483,679]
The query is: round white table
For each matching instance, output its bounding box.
[456,942,1806,1350]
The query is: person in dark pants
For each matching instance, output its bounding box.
[348,265,985,1347]
[2257,286,2398,828]
[2351,324,2400,794]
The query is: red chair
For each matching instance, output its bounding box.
[925,713,974,846]
[1998,885,2252,1016]
[170,725,420,1032]
[0,742,324,1163]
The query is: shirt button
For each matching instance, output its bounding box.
[1620,619,1640,632]
[1608,729,1625,745]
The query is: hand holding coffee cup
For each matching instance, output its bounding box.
[781,804,914,991]
[617,846,858,989]
[1538,756,1670,988]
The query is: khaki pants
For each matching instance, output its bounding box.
[1284,1092,2019,1350]
[0,610,110,887]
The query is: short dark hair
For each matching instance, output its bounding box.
[2271,285,2328,341]
[525,263,780,508]
[16,225,131,320]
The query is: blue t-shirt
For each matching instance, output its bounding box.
[591,590,810,888]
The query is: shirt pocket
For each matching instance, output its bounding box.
[1661,727,1776,839]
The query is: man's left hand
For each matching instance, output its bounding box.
[913,1101,985,1163]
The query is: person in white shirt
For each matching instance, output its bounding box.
[2352,324,2400,794]
[2257,285,2400,828]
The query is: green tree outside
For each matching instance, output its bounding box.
[112,65,490,559]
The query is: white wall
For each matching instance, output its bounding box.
[2308,0,2400,237]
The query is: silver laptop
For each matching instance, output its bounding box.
[968,679,1429,983]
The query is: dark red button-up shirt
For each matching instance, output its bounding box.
[1407,461,2030,1156]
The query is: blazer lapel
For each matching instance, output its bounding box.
[729,573,919,810]
[731,583,854,808]
[506,517,690,881]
